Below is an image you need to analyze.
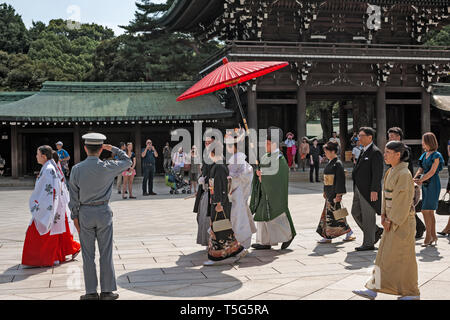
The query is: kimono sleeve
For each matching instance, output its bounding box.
[389,171,414,231]
[249,171,261,214]
[31,166,59,235]
[334,161,346,194]
[211,165,229,204]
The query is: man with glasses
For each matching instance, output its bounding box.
[351,127,384,251]
[141,139,158,196]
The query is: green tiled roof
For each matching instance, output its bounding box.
[0,92,36,105]
[0,81,233,121]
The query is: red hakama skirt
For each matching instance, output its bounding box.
[287,147,294,168]
[22,214,80,267]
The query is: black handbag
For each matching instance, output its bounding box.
[436,193,450,216]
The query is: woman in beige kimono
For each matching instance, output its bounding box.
[353,141,420,300]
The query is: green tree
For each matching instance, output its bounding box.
[121,0,175,34]
[90,0,221,82]
[424,24,450,46]
[0,3,30,54]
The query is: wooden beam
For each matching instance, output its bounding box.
[247,84,258,130]
[17,132,23,177]
[339,102,348,162]
[11,125,18,178]
[297,85,307,142]
[306,86,378,93]
[73,125,81,164]
[256,85,424,93]
[386,99,422,105]
[376,84,387,151]
[421,89,431,133]
[385,87,423,93]
[256,98,298,104]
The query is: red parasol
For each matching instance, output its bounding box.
[177,58,288,101]
[177,58,289,133]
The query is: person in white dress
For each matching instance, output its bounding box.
[225,131,257,249]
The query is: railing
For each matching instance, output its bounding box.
[201,40,450,71]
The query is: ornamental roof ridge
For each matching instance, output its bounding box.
[40,81,196,93]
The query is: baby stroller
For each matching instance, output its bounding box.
[165,167,191,194]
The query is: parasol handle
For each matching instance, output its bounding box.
[242,118,249,134]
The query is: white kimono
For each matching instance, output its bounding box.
[228,152,257,249]
[53,160,76,235]
[29,160,61,235]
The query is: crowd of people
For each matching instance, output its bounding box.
[18,126,449,301]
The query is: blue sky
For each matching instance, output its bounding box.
[5,0,167,36]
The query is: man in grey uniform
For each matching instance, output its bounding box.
[69,133,132,300]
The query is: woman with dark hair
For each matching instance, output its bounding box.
[353,141,420,300]
[204,148,247,266]
[22,146,80,267]
[309,138,322,183]
[316,142,355,243]
[413,132,444,246]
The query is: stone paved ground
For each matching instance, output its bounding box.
[0,173,449,300]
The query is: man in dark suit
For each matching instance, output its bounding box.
[351,127,384,251]
[387,127,426,239]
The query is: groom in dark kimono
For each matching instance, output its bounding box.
[250,127,296,250]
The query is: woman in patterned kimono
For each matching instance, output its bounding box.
[353,141,420,300]
[316,142,356,243]
[21,146,80,267]
[204,148,246,266]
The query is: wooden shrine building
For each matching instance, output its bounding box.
[0,81,234,178]
[159,0,450,160]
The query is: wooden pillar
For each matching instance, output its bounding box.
[134,124,142,176]
[296,85,307,140]
[339,102,348,162]
[421,88,431,134]
[376,84,387,150]
[11,125,18,178]
[21,134,27,176]
[73,125,81,164]
[17,131,23,177]
[247,83,257,130]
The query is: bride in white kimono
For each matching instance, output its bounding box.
[21,146,80,267]
[226,134,257,249]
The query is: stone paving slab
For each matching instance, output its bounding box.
[0,177,449,300]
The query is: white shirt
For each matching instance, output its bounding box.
[363,142,373,153]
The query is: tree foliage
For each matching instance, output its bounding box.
[0,3,30,54]
[89,0,221,82]
[0,11,115,90]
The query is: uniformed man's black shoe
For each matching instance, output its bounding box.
[80,293,99,300]
[355,245,376,251]
[100,292,119,300]
[281,238,293,250]
[251,244,271,250]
